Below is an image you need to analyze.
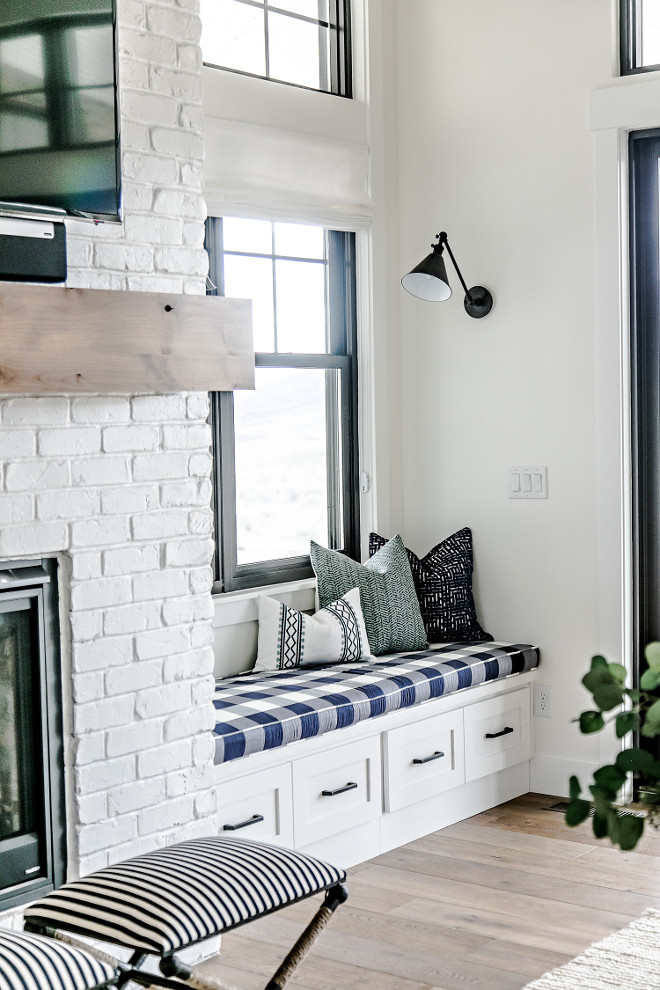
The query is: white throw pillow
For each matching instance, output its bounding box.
[254,586,372,673]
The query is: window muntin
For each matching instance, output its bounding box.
[621,0,660,74]
[200,0,352,98]
[206,217,359,591]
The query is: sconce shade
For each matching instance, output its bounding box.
[401,247,452,301]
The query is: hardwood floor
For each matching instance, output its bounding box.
[197,793,660,990]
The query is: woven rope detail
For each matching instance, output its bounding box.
[49,930,120,970]
[267,904,333,989]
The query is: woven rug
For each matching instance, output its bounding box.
[524,908,660,988]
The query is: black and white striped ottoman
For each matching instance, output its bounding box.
[24,835,348,990]
[0,928,118,990]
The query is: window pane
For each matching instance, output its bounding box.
[234,368,330,564]
[641,0,660,66]
[273,0,327,19]
[0,35,44,94]
[70,26,114,88]
[276,259,327,352]
[224,255,275,351]
[223,217,272,255]
[201,0,266,76]
[274,222,325,260]
[268,11,321,89]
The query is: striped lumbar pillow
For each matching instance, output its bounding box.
[254,586,372,672]
[310,535,428,656]
[0,928,118,990]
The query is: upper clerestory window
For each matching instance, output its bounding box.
[621,0,660,74]
[200,0,352,98]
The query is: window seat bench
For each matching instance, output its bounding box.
[211,642,539,868]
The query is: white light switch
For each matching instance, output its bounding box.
[509,466,548,499]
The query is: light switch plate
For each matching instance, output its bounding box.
[509,465,548,499]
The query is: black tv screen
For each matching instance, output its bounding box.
[0,0,121,221]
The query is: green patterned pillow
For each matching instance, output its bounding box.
[310,535,428,655]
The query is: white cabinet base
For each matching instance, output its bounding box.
[213,672,535,869]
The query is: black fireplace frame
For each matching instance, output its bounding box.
[0,558,65,912]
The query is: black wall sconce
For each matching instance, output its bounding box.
[401,231,493,319]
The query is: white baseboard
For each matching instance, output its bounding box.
[530,756,600,798]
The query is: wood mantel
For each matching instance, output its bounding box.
[0,282,254,393]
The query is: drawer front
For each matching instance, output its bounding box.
[292,736,381,848]
[384,709,465,812]
[464,687,532,782]
[217,764,294,847]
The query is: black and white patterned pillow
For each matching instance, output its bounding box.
[369,528,492,643]
[254,587,372,672]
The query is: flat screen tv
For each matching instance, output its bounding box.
[0,0,121,222]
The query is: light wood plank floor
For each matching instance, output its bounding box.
[197,793,660,990]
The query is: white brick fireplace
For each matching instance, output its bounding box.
[0,0,222,915]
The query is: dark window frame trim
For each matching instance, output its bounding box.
[202,0,352,99]
[629,128,660,774]
[620,0,660,76]
[206,221,360,595]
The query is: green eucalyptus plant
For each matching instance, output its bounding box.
[564,642,660,851]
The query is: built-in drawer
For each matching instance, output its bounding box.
[292,736,381,847]
[383,709,464,812]
[216,764,294,847]
[464,687,532,782]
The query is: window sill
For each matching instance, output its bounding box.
[213,576,317,628]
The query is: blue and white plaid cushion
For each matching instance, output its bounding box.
[0,929,118,990]
[213,641,539,764]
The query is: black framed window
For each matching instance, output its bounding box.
[206,217,359,592]
[200,0,351,98]
[630,130,660,765]
[621,0,660,74]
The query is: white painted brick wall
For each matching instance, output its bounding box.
[0,0,220,918]
[0,394,218,878]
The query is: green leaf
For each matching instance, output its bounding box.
[582,668,615,694]
[640,668,660,691]
[590,783,618,805]
[641,721,657,738]
[579,710,605,734]
[625,689,642,702]
[592,811,608,839]
[569,775,581,800]
[608,663,627,684]
[592,683,624,711]
[645,642,660,669]
[615,711,640,738]
[593,765,627,794]
[565,799,591,827]
[644,698,660,733]
[638,787,660,805]
[607,809,620,846]
[591,655,609,670]
[615,747,655,773]
[617,812,645,851]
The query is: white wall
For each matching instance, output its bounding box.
[393,0,614,790]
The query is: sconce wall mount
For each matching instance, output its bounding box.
[401,231,493,319]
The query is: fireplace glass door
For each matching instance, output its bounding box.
[0,594,43,890]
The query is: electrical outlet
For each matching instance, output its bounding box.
[534,683,552,718]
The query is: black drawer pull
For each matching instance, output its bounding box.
[223,814,264,831]
[485,726,514,739]
[322,781,358,797]
[412,751,445,765]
